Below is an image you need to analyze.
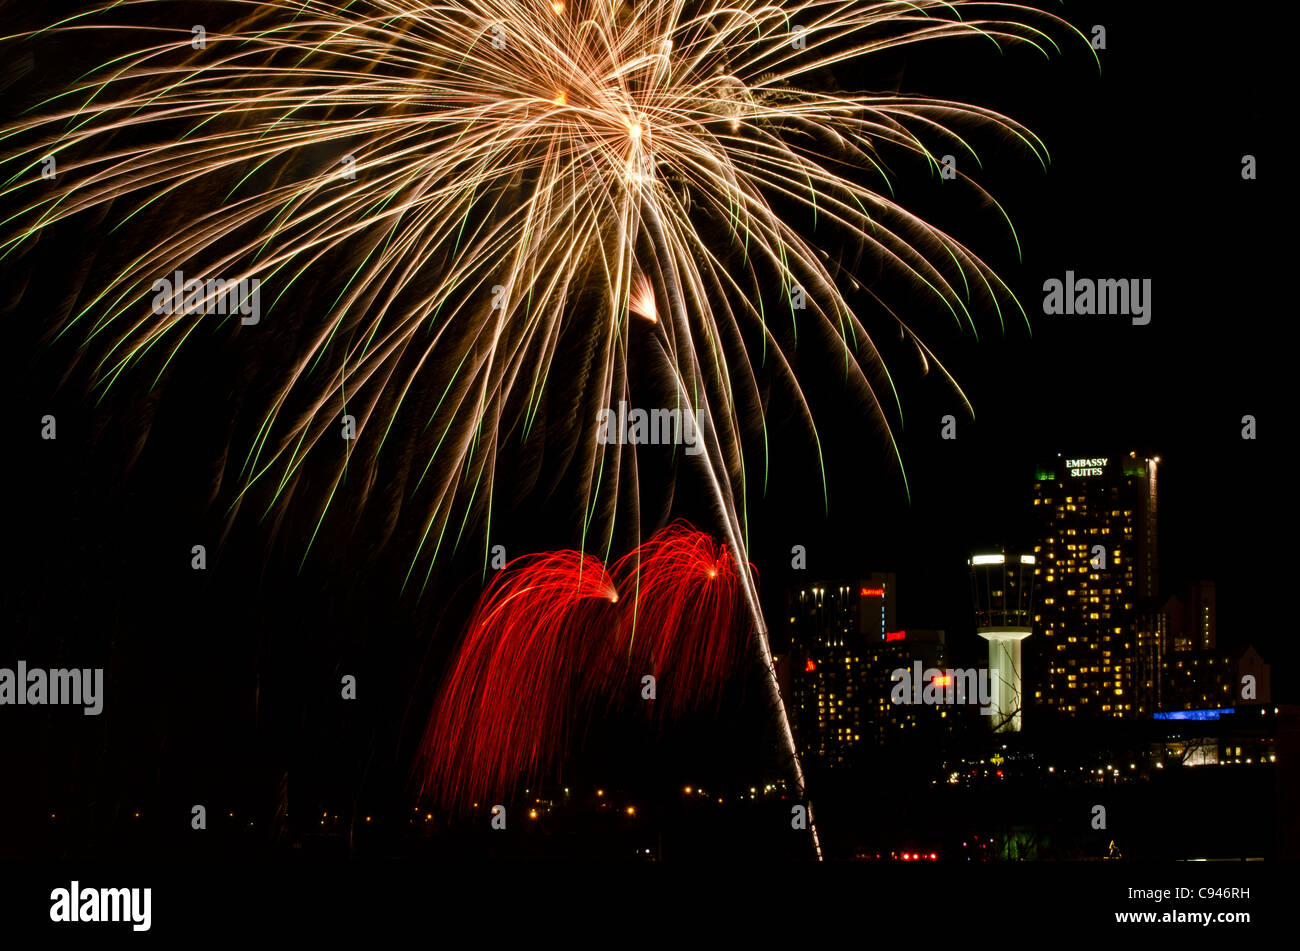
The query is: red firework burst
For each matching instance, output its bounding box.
[418,549,619,808]
[418,522,751,809]
[611,522,750,719]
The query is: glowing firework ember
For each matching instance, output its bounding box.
[1,0,1078,578]
[420,522,749,808]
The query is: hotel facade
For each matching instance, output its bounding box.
[1030,453,1158,718]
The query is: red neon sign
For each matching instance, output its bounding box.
[804,659,816,673]
[860,587,885,597]
[885,631,905,642]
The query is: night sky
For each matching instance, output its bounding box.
[0,0,1287,863]
[742,1,1283,671]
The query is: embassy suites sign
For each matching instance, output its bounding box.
[1065,457,1108,477]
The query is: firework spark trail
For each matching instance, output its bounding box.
[643,285,823,856]
[419,548,621,808]
[636,183,821,852]
[1,0,1080,579]
[420,522,749,811]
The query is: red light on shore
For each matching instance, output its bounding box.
[804,659,817,672]
[860,587,885,597]
[885,631,905,642]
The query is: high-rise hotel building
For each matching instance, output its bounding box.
[1031,453,1158,718]
[787,575,897,767]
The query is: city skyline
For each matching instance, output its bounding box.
[774,441,1283,833]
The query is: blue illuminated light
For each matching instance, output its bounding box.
[1153,708,1232,721]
